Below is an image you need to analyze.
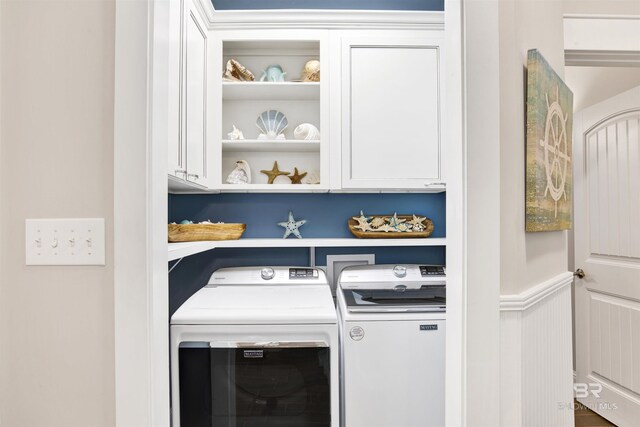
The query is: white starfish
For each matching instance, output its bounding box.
[408,214,427,227]
[277,211,307,239]
[351,210,372,231]
[376,224,394,232]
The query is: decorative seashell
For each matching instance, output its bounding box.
[395,223,410,232]
[260,64,286,82]
[293,123,320,141]
[370,217,386,228]
[303,170,320,185]
[226,160,251,184]
[227,124,244,140]
[223,59,254,82]
[301,59,320,82]
[256,110,288,140]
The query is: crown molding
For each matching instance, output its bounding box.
[194,0,444,30]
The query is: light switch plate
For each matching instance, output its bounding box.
[25,218,105,266]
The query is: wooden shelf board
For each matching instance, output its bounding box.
[222,140,320,152]
[168,237,446,261]
[222,82,320,100]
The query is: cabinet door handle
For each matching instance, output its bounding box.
[187,173,199,180]
[424,182,446,187]
[174,169,187,176]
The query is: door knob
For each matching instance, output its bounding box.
[574,268,586,279]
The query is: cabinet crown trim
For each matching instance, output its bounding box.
[195,0,444,30]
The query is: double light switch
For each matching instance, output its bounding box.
[25,218,105,266]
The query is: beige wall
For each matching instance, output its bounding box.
[564,0,640,15]
[0,1,115,426]
[566,66,640,112]
[499,0,569,294]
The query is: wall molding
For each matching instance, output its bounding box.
[500,271,573,312]
[500,273,575,426]
[564,14,640,67]
[195,0,444,30]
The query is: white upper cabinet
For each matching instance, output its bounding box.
[167,0,185,180]
[210,30,330,192]
[169,0,215,192]
[338,33,445,190]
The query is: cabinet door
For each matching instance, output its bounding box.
[341,35,444,190]
[168,0,186,180]
[184,1,213,188]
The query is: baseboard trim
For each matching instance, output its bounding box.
[500,272,573,312]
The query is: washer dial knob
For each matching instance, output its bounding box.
[392,265,407,278]
[261,267,275,280]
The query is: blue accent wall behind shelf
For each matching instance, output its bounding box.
[169,193,445,238]
[168,193,446,316]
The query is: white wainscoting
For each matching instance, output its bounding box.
[500,272,575,427]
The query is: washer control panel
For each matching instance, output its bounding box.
[289,268,319,279]
[419,265,446,277]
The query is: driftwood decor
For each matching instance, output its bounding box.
[348,212,434,239]
[168,222,246,242]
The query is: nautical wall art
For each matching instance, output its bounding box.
[525,49,573,232]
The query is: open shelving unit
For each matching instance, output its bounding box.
[169,237,447,261]
[216,36,327,191]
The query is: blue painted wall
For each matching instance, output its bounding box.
[169,193,446,316]
[169,193,445,238]
[212,0,444,11]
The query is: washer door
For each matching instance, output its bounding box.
[178,342,331,427]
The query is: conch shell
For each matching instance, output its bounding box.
[293,123,320,141]
[301,60,320,82]
[223,59,254,82]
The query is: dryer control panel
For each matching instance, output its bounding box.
[419,265,446,277]
[289,268,319,279]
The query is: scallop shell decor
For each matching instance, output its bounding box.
[301,59,320,82]
[256,110,288,140]
[293,123,320,141]
[222,59,254,82]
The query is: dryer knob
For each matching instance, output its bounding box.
[393,265,407,278]
[261,267,275,280]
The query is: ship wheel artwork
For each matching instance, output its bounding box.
[539,86,570,217]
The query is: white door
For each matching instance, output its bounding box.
[167,0,186,180]
[574,85,640,426]
[340,34,444,190]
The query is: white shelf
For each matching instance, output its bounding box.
[168,238,447,261]
[222,82,320,100]
[222,140,320,152]
[218,183,327,193]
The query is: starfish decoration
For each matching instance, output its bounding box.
[376,224,394,232]
[351,210,372,231]
[260,161,290,184]
[387,213,407,229]
[277,211,307,239]
[288,167,308,184]
[408,214,427,227]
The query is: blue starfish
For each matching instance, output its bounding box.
[277,211,307,239]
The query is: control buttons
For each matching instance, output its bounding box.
[392,265,407,278]
[289,268,318,279]
[261,267,275,280]
[419,265,446,277]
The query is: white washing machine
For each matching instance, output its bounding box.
[170,266,338,427]
[337,264,446,427]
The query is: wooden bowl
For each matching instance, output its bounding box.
[168,223,246,242]
[348,215,434,239]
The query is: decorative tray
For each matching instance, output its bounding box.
[168,223,246,242]
[348,213,434,239]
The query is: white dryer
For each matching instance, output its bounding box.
[171,266,338,427]
[337,264,446,427]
